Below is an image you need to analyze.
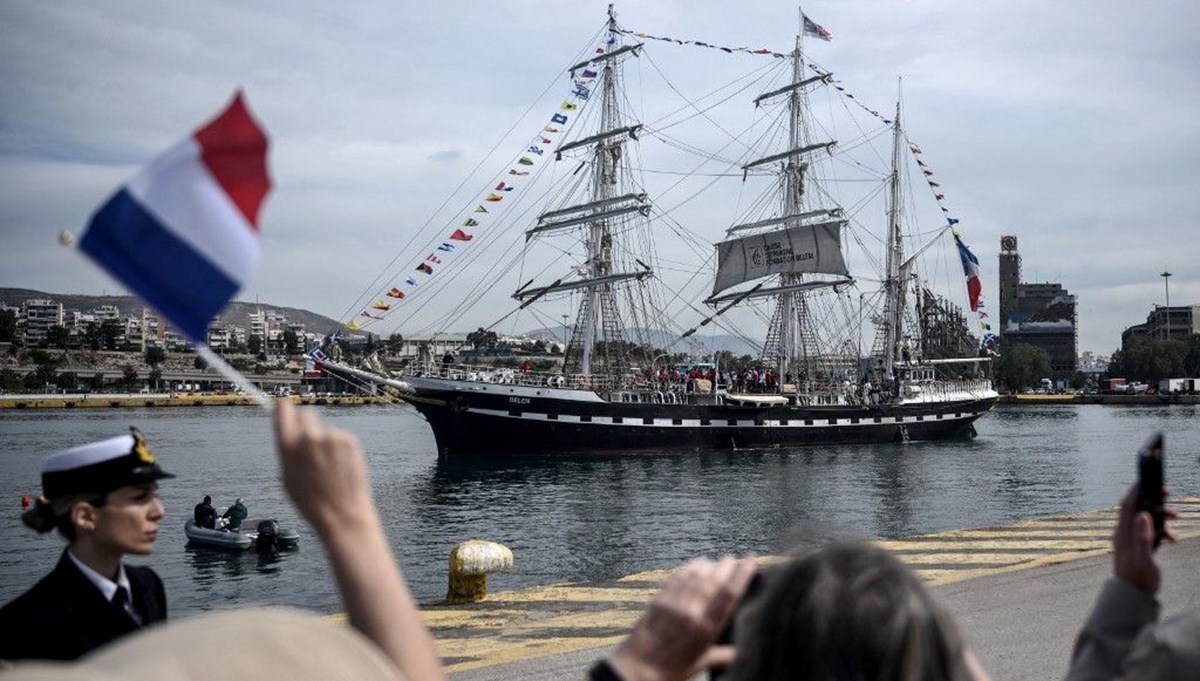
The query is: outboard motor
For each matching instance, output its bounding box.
[255,519,279,552]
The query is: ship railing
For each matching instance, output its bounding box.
[905,378,995,400]
[400,362,625,392]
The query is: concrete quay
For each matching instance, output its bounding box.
[397,499,1200,681]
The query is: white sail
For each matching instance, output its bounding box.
[712,221,849,296]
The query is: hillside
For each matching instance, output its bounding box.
[0,288,343,335]
[3,288,759,354]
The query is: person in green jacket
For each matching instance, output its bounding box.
[222,498,248,530]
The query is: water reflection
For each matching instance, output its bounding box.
[186,545,253,580]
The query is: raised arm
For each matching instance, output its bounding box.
[273,400,446,681]
[1064,484,1177,681]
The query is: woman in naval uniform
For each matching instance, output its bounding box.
[0,428,174,662]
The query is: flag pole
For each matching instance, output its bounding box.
[194,344,274,410]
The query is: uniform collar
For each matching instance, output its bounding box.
[67,548,132,602]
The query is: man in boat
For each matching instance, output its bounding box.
[222,498,248,531]
[440,352,454,377]
[193,495,217,530]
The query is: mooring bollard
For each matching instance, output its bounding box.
[447,539,513,603]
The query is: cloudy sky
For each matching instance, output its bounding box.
[1,0,1197,355]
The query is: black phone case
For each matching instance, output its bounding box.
[1137,433,1165,548]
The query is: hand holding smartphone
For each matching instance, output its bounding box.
[1136,432,1166,549]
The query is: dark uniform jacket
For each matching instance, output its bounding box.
[0,549,167,661]
[194,501,217,529]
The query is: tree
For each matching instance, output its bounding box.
[247,335,262,356]
[100,320,122,351]
[148,367,163,392]
[1108,338,1192,382]
[282,329,300,356]
[993,343,1052,392]
[467,327,498,350]
[58,371,78,392]
[145,346,167,367]
[22,372,41,391]
[82,322,102,351]
[387,333,404,356]
[194,355,208,370]
[0,309,16,343]
[1069,371,1086,390]
[0,368,22,391]
[30,350,62,388]
[47,325,70,349]
[121,364,139,391]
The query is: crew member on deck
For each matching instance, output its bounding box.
[0,429,174,661]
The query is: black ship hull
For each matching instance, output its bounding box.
[397,378,997,458]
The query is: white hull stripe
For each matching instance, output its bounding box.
[466,408,983,427]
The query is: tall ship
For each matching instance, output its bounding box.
[323,6,998,457]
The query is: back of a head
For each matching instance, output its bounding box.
[733,542,970,681]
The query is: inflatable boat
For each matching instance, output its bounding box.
[185,519,252,550]
[185,518,300,551]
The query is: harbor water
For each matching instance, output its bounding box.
[1,403,1197,616]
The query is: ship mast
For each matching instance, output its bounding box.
[777,30,807,386]
[579,5,622,374]
[519,5,650,378]
[882,103,905,380]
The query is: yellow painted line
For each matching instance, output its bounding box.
[422,609,532,629]
[877,539,1111,551]
[437,634,627,672]
[480,585,659,603]
[895,552,1046,565]
[930,529,1112,538]
[922,548,1113,586]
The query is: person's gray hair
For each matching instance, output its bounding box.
[732,541,971,681]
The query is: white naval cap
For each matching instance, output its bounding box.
[41,428,175,499]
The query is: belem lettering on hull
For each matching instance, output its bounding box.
[319,6,1001,459]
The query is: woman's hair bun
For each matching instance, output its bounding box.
[21,497,60,534]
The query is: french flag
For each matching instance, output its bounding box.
[954,233,983,312]
[80,92,271,344]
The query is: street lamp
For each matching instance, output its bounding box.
[1161,271,1172,340]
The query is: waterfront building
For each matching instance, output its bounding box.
[388,333,470,361]
[1120,304,1200,349]
[997,236,1078,376]
[92,304,121,321]
[21,298,63,346]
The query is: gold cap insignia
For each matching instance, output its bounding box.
[130,427,156,465]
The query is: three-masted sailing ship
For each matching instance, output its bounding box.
[324,6,998,457]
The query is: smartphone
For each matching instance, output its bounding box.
[1136,432,1165,549]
